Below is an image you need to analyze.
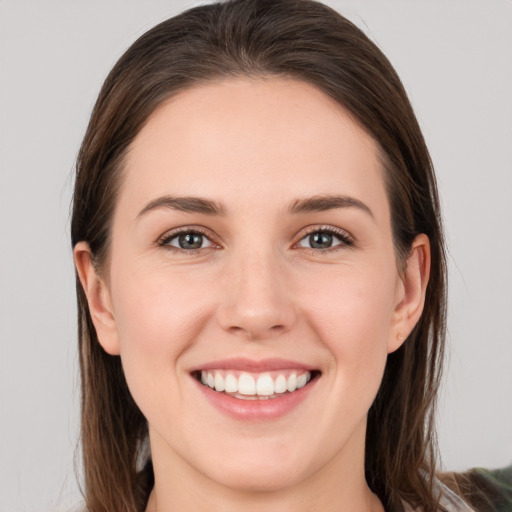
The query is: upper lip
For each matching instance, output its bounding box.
[189,357,318,373]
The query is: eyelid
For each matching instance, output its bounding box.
[293,225,354,251]
[157,225,221,251]
[155,224,354,253]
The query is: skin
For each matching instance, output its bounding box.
[75,78,430,512]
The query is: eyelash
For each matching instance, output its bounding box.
[157,227,216,253]
[157,225,354,254]
[296,225,354,252]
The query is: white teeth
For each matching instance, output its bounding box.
[224,373,237,393]
[274,374,287,393]
[287,373,297,392]
[256,374,274,396]
[214,372,225,392]
[238,373,256,395]
[199,370,313,397]
[297,373,308,389]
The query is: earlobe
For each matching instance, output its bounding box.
[388,234,431,353]
[73,242,120,356]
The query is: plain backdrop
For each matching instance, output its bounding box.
[0,1,511,510]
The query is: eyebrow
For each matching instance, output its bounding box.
[136,193,373,220]
[137,195,226,218]
[288,194,374,218]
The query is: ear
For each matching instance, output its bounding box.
[388,234,431,353]
[73,242,120,355]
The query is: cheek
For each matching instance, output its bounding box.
[298,263,396,388]
[112,256,216,339]
[279,264,396,466]
[109,262,215,407]
[303,263,396,344]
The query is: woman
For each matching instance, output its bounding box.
[70,1,509,511]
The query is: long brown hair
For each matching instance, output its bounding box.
[71,1,447,511]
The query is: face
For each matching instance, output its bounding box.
[78,78,426,496]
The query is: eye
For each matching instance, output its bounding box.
[159,229,213,251]
[297,228,352,250]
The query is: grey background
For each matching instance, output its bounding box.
[0,1,511,510]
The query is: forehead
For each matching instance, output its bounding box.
[120,78,388,218]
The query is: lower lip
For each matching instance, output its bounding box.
[194,376,319,421]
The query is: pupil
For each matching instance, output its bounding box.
[310,232,332,249]
[179,233,202,249]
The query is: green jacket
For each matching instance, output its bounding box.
[451,466,512,512]
[402,466,512,511]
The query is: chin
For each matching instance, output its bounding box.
[205,458,306,493]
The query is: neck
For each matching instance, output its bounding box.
[145,422,384,512]
[146,484,382,512]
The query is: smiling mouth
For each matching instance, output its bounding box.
[192,369,321,400]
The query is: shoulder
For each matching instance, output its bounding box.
[401,479,474,512]
[402,465,512,512]
[439,465,512,512]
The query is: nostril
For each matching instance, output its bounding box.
[215,281,297,339]
[227,323,287,340]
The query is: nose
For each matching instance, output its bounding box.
[215,249,297,340]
